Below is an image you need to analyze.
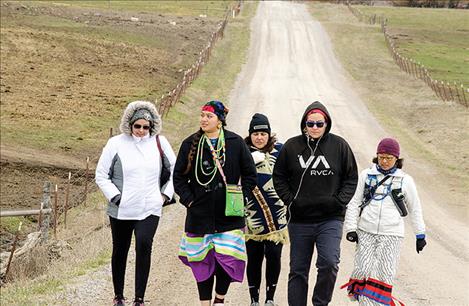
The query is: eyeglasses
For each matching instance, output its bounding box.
[377,155,396,161]
[133,124,151,130]
[305,121,326,128]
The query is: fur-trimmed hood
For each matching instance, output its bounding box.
[120,101,161,136]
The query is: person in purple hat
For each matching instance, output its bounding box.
[343,137,427,306]
[173,101,257,306]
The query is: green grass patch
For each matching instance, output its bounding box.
[357,5,469,85]
[1,216,27,233]
[73,248,111,277]
[1,278,63,304]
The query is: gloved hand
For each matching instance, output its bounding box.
[111,194,121,206]
[416,236,427,254]
[346,231,358,243]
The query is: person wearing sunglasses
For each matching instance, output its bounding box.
[173,101,257,306]
[243,113,288,306]
[342,138,426,305]
[273,101,358,306]
[95,100,176,306]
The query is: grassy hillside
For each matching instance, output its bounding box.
[0,1,235,158]
[358,5,469,86]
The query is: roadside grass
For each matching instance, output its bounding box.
[357,5,469,85]
[163,1,258,145]
[308,3,468,215]
[1,278,64,305]
[0,2,257,303]
[35,0,235,18]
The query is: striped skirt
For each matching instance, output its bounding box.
[342,230,404,306]
[178,229,247,282]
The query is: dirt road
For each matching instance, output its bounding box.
[45,2,468,305]
[227,1,468,305]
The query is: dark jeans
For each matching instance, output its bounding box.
[246,239,283,303]
[109,215,159,300]
[288,220,343,306]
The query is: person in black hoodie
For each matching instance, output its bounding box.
[173,100,257,306]
[273,101,358,306]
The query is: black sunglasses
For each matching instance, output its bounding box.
[305,121,326,128]
[133,124,151,130]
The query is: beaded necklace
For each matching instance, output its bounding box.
[195,129,226,186]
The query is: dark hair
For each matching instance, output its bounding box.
[244,133,277,153]
[372,157,404,169]
[183,129,203,175]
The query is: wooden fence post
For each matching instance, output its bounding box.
[4,222,22,280]
[441,81,448,101]
[84,157,89,204]
[447,82,454,101]
[40,181,51,241]
[37,202,43,231]
[64,172,71,229]
[461,84,467,106]
[54,184,58,240]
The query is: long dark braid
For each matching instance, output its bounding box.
[183,129,203,175]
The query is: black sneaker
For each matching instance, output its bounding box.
[133,298,145,306]
[113,297,125,306]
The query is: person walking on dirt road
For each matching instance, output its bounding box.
[173,100,257,306]
[342,137,426,305]
[244,113,288,306]
[273,101,358,306]
[96,101,176,306]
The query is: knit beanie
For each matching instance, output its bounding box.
[377,138,400,158]
[201,100,228,124]
[249,113,271,135]
[130,108,154,125]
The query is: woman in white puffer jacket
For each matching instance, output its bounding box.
[343,138,426,306]
[96,100,176,306]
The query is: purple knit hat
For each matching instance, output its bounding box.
[377,138,400,158]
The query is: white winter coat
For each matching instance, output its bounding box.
[95,133,176,220]
[344,164,425,237]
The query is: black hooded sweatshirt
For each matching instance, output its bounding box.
[272,101,358,223]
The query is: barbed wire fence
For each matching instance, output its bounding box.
[0,1,243,283]
[346,2,468,107]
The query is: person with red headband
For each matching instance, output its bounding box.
[273,100,358,306]
[173,100,257,306]
[342,138,426,306]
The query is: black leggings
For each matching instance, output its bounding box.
[196,261,232,301]
[246,239,283,302]
[109,215,159,300]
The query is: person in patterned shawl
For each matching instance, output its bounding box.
[244,113,288,306]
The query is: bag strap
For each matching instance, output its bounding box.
[206,137,241,187]
[367,174,391,199]
[156,135,164,161]
[359,175,391,214]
